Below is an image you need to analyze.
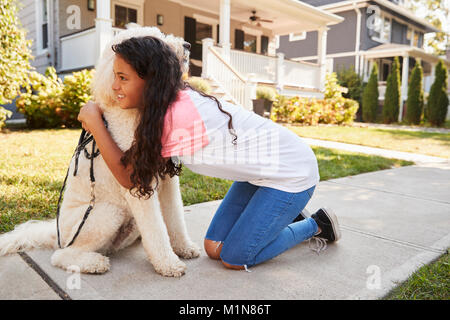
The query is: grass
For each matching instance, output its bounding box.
[383,250,450,300]
[0,128,412,233]
[286,124,450,158]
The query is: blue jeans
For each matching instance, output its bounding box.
[205,182,318,268]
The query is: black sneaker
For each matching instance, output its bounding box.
[292,208,311,223]
[310,207,341,242]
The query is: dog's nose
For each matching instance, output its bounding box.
[183,42,191,50]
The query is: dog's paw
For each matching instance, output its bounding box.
[173,242,201,259]
[51,249,111,274]
[153,258,186,277]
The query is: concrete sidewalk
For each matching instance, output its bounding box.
[1,159,448,300]
[303,137,448,164]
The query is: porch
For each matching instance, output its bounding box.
[58,0,344,111]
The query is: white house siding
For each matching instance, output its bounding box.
[18,0,50,73]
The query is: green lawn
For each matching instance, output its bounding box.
[0,128,412,233]
[286,124,450,158]
[383,251,450,300]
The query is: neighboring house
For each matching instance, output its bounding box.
[12,0,344,114]
[278,0,450,121]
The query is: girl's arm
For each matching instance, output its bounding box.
[78,101,133,189]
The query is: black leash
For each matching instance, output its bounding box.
[56,115,108,249]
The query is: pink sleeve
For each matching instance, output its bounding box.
[161,90,209,157]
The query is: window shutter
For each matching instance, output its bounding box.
[235,29,244,50]
[261,35,269,55]
[217,24,220,44]
[184,17,201,60]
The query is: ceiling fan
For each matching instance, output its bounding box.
[249,10,273,27]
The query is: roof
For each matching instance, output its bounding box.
[318,0,440,33]
[362,43,450,68]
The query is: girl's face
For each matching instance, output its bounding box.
[112,55,146,109]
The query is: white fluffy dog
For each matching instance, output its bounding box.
[0,26,200,277]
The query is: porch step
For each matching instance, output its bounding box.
[188,77,234,103]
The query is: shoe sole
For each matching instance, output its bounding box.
[320,207,342,242]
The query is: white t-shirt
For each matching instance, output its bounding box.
[161,88,320,193]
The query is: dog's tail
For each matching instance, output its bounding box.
[0,219,58,256]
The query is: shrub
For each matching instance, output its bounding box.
[405,59,424,125]
[15,67,94,128]
[362,62,379,123]
[256,86,277,101]
[270,95,359,125]
[0,107,12,130]
[324,72,345,99]
[382,56,401,123]
[186,77,211,94]
[0,0,33,106]
[426,59,449,126]
[336,65,363,107]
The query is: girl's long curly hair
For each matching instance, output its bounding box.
[111,36,236,199]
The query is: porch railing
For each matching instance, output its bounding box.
[204,44,255,110]
[202,38,323,110]
[60,27,97,71]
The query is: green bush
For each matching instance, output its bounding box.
[362,62,379,123]
[336,65,363,107]
[270,95,359,125]
[186,77,212,94]
[426,59,448,126]
[382,57,401,123]
[405,59,424,125]
[256,86,277,101]
[15,67,93,128]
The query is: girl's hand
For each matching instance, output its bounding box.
[77,101,103,134]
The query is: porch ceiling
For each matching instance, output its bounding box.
[170,0,344,35]
[362,43,450,68]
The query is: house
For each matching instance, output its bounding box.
[13,0,344,114]
[277,0,450,121]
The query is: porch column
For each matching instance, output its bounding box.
[399,53,409,122]
[219,0,231,60]
[95,0,113,63]
[201,38,214,79]
[317,26,329,92]
[275,52,285,91]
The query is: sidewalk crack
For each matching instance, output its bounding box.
[19,252,71,300]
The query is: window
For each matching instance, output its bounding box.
[36,0,49,51]
[289,31,307,42]
[406,27,412,41]
[243,33,257,53]
[382,17,391,42]
[370,13,391,43]
[114,5,137,28]
[413,32,419,47]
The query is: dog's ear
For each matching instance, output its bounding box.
[92,44,117,108]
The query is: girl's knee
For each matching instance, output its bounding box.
[221,259,245,270]
[204,239,223,260]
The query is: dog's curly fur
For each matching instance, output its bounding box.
[0,26,200,277]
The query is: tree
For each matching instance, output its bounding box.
[0,0,33,127]
[406,0,449,56]
[362,63,379,123]
[382,57,401,123]
[405,59,425,125]
[425,59,448,126]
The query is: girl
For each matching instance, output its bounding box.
[78,36,341,271]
